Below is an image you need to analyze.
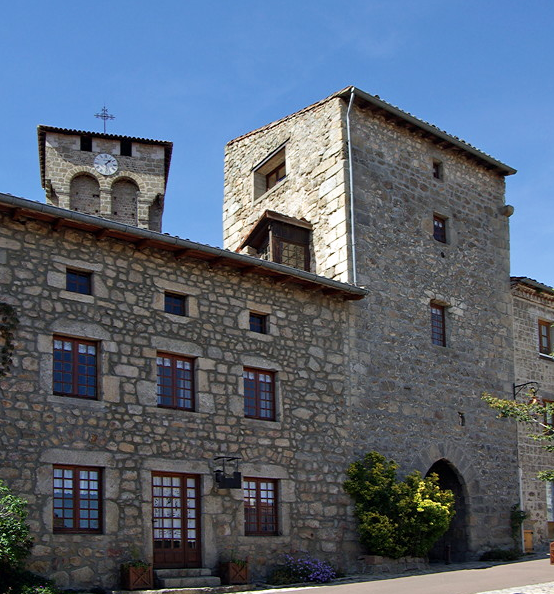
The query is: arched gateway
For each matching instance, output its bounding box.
[426,459,469,562]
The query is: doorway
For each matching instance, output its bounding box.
[152,473,201,568]
[426,459,468,562]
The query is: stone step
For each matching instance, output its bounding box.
[157,576,221,588]
[155,568,213,578]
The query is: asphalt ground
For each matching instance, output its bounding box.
[245,556,554,594]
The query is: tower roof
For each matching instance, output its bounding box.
[227,86,516,177]
[37,125,173,189]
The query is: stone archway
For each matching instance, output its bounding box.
[426,459,469,562]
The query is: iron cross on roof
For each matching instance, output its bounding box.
[94,105,115,133]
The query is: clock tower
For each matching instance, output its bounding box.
[37,126,173,232]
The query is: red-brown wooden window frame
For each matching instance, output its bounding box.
[265,162,286,191]
[431,304,446,347]
[249,312,268,334]
[157,352,195,410]
[164,292,188,317]
[539,320,552,355]
[53,336,98,399]
[66,269,92,295]
[243,368,275,421]
[244,477,278,536]
[433,215,447,243]
[53,465,102,534]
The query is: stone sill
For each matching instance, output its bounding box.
[539,353,554,362]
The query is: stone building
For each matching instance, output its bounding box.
[0,87,523,589]
[511,277,554,550]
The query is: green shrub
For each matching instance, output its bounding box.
[2,569,59,594]
[344,451,455,559]
[0,479,33,575]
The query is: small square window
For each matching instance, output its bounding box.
[164,292,187,316]
[431,303,446,347]
[66,269,92,295]
[249,312,268,334]
[120,139,132,157]
[433,160,443,180]
[253,146,287,200]
[433,215,447,243]
[539,320,553,356]
[80,136,92,152]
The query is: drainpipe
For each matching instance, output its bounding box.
[346,87,358,286]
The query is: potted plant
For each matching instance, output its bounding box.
[121,547,153,590]
[219,553,249,585]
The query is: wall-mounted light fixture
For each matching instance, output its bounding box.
[213,456,242,489]
[513,381,540,401]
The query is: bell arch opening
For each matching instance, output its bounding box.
[426,458,469,562]
[69,174,100,215]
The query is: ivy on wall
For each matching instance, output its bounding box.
[0,303,18,377]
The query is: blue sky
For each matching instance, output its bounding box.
[1,0,552,286]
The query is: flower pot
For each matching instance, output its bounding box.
[220,561,249,584]
[121,565,154,590]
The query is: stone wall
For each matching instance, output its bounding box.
[0,211,358,589]
[223,97,352,282]
[346,101,518,554]
[43,131,167,231]
[223,92,519,558]
[512,280,554,550]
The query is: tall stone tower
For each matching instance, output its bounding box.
[224,86,520,560]
[38,126,172,231]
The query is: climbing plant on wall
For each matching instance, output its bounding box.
[0,303,18,377]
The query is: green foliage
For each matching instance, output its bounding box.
[0,480,33,575]
[479,548,522,562]
[510,504,527,548]
[483,392,554,479]
[2,569,60,594]
[268,554,336,584]
[343,452,455,559]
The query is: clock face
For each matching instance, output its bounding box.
[94,153,118,175]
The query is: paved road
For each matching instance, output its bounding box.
[247,557,554,594]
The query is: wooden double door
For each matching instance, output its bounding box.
[152,473,201,568]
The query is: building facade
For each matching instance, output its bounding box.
[511,277,554,550]
[0,87,526,589]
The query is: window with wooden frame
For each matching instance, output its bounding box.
[253,146,287,200]
[53,465,102,533]
[249,312,268,334]
[244,478,278,535]
[430,303,446,347]
[157,353,195,410]
[239,211,312,272]
[53,336,98,398]
[433,215,447,243]
[543,400,554,435]
[164,292,188,317]
[66,269,92,295]
[539,320,553,356]
[243,368,275,420]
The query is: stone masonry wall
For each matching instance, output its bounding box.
[43,132,167,231]
[346,102,518,555]
[512,283,554,550]
[223,97,352,282]
[223,94,519,557]
[0,212,359,589]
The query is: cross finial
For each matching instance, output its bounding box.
[94,105,115,133]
